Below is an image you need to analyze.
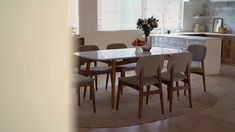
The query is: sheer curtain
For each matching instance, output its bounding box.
[98,0,183,31]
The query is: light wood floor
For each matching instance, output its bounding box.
[77,64,235,132]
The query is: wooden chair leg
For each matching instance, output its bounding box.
[188,86,192,108]
[146,86,150,104]
[105,73,109,90]
[138,90,143,119]
[169,84,173,112]
[77,87,80,105]
[120,71,125,94]
[90,86,92,100]
[176,81,180,97]
[90,83,96,113]
[202,72,206,92]
[116,81,122,110]
[159,85,164,114]
[167,85,170,101]
[184,82,187,96]
[83,87,87,99]
[95,75,98,91]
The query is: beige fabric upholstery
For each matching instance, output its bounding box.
[119,76,159,86]
[166,52,192,73]
[77,45,99,66]
[187,44,207,92]
[161,72,185,82]
[76,45,111,91]
[80,66,111,74]
[162,52,193,112]
[106,43,127,49]
[191,61,201,68]
[187,44,206,62]
[106,43,137,71]
[78,45,99,52]
[73,74,94,84]
[135,55,164,77]
[187,44,206,71]
[117,55,165,118]
[73,74,96,113]
[77,45,111,74]
[116,63,137,70]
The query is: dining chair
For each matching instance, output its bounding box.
[116,55,165,119]
[187,44,207,92]
[73,74,96,113]
[161,52,192,112]
[105,43,138,91]
[77,45,112,97]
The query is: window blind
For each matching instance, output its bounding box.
[98,0,183,31]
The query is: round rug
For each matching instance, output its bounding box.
[75,84,217,128]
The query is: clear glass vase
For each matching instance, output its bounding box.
[142,35,152,52]
[135,46,143,55]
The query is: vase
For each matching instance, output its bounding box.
[142,35,152,52]
[135,46,143,55]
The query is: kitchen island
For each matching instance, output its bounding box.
[151,34,222,75]
[180,32,235,64]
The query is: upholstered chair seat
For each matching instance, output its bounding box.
[73,74,96,113]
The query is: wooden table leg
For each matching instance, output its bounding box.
[111,60,116,109]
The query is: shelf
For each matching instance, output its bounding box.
[193,16,207,19]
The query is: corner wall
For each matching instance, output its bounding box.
[0,1,72,132]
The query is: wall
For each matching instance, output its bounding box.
[79,0,212,48]
[0,1,72,132]
[206,1,235,33]
[79,0,144,49]
[183,1,204,31]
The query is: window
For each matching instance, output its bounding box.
[69,0,79,34]
[97,0,183,31]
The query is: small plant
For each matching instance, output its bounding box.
[137,16,159,37]
[132,38,145,46]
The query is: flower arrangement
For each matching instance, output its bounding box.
[137,16,159,37]
[132,38,145,46]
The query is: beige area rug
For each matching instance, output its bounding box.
[75,77,217,128]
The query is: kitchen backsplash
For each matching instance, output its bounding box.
[206,2,235,33]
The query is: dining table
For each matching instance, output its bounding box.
[73,47,186,110]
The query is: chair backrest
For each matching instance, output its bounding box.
[135,55,164,77]
[77,45,99,66]
[167,52,192,73]
[187,44,207,61]
[78,45,99,52]
[106,43,127,49]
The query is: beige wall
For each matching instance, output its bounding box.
[79,0,208,48]
[0,1,72,132]
[79,0,142,49]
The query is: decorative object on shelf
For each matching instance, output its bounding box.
[132,38,144,54]
[212,18,223,33]
[193,23,205,32]
[137,16,159,52]
[218,24,227,33]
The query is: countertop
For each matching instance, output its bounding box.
[179,32,235,37]
[151,33,222,40]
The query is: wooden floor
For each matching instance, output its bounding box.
[76,64,235,132]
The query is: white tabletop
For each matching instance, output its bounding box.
[73,47,185,61]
